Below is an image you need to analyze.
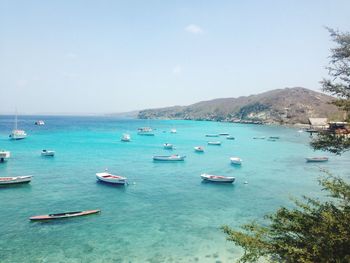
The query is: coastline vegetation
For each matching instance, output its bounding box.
[222,28,350,262]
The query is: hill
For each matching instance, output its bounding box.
[138,87,343,124]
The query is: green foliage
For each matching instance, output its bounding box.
[311,133,350,155]
[221,175,350,262]
[312,28,350,153]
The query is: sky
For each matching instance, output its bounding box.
[1,0,350,115]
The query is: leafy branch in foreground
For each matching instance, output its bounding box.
[311,28,350,154]
[221,175,350,263]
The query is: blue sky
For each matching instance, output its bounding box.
[0,0,350,114]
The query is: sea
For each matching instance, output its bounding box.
[0,115,349,263]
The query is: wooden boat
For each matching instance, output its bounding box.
[0,176,32,185]
[153,155,186,161]
[0,150,10,162]
[163,143,174,149]
[96,172,127,185]
[41,150,55,156]
[306,157,329,162]
[230,157,242,165]
[205,134,219,137]
[226,136,235,140]
[200,174,235,183]
[29,209,101,221]
[194,146,204,152]
[207,141,221,145]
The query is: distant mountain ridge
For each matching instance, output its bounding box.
[138,87,343,124]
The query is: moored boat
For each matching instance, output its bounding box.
[194,146,204,152]
[41,150,55,156]
[205,134,219,137]
[9,112,27,140]
[230,157,242,165]
[200,173,235,183]
[153,155,186,161]
[137,127,155,136]
[253,136,265,139]
[0,150,10,162]
[208,141,221,145]
[226,136,235,140]
[269,136,280,139]
[29,209,101,221]
[219,133,229,136]
[170,128,177,133]
[121,133,131,142]
[96,172,128,185]
[306,157,329,162]
[0,175,32,185]
[163,143,174,149]
[35,120,45,125]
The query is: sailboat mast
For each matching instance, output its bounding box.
[15,110,18,130]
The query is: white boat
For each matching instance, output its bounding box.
[200,173,235,183]
[253,136,265,139]
[170,128,177,133]
[0,176,32,185]
[0,150,10,162]
[205,134,219,137]
[121,133,131,142]
[208,141,221,145]
[9,112,27,140]
[306,157,329,162]
[153,155,186,161]
[226,136,235,140]
[194,146,204,152]
[41,150,55,156]
[230,157,242,165]
[35,120,45,125]
[137,127,155,136]
[163,143,174,149]
[96,172,127,185]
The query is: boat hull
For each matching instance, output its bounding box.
[96,173,127,185]
[153,155,186,161]
[207,141,221,145]
[200,174,235,183]
[29,209,101,221]
[0,176,32,185]
[306,157,329,162]
[230,157,242,165]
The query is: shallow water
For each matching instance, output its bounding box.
[0,116,349,262]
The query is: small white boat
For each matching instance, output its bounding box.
[200,174,235,183]
[230,157,242,165]
[163,143,174,149]
[137,127,155,136]
[0,176,32,185]
[205,134,219,137]
[35,120,45,125]
[96,172,127,185]
[41,150,55,157]
[226,136,235,140]
[0,150,10,162]
[170,129,177,133]
[208,141,221,145]
[253,136,265,139]
[121,133,131,142]
[306,157,329,162]
[153,155,186,161]
[9,112,27,140]
[194,146,204,152]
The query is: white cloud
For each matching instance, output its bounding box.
[185,24,204,34]
[172,65,182,75]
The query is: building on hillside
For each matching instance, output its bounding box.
[308,118,328,130]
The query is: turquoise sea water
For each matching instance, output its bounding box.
[0,116,349,262]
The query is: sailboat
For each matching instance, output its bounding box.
[9,111,27,140]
